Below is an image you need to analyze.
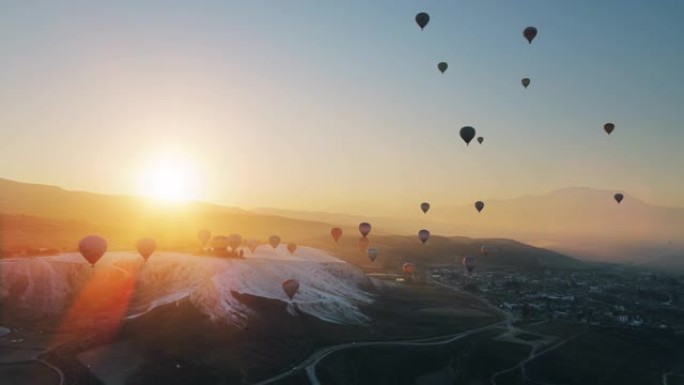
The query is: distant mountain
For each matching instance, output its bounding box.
[255,188,684,263]
[429,187,684,261]
[0,178,580,272]
[0,178,336,251]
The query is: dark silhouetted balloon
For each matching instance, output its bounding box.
[247,240,259,253]
[475,201,485,213]
[268,235,281,249]
[197,229,211,246]
[522,78,530,88]
[480,245,490,257]
[359,222,372,238]
[287,243,297,255]
[415,12,430,30]
[523,26,537,44]
[614,193,624,204]
[477,137,484,144]
[79,235,107,266]
[136,237,157,261]
[367,247,378,262]
[282,279,299,300]
[604,123,615,135]
[212,236,229,252]
[228,234,242,251]
[418,229,430,244]
[331,227,342,243]
[460,126,476,146]
[420,202,430,214]
[403,262,416,275]
[463,256,476,273]
[438,62,448,74]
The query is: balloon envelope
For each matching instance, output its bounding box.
[403,263,416,275]
[460,126,476,146]
[463,256,476,273]
[287,243,297,255]
[437,62,448,74]
[247,240,259,253]
[79,235,107,266]
[614,193,624,204]
[282,279,299,300]
[477,137,484,144]
[415,12,430,30]
[212,236,229,250]
[359,222,372,238]
[420,202,430,214]
[136,237,157,261]
[331,227,342,243]
[475,201,485,213]
[604,123,615,135]
[228,234,242,251]
[197,229,211,246]
[418,229,430,244]
[523,26,537,43]
[268,235,281,249]
[480,246,490,257]
[367,247,378,262]
[522,78,530,88]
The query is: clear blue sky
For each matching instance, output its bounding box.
[1,0,682,213]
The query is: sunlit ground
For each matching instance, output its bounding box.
[51,259,141,349]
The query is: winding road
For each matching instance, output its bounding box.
[254,276,513,385]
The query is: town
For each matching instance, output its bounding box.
[429,267,684,334]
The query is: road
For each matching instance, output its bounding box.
[254,275,513,385]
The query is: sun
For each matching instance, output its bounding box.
[139,153,201,202]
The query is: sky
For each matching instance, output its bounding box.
[1,0,683,215]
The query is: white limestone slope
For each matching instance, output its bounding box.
[0,245,373,327]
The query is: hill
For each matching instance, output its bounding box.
[0,178,581,273]
[257,187,684,263]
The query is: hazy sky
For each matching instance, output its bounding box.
[1,1,683,214]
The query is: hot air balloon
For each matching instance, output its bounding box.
[418,229,430,244]
[614,193,624,204]
[475,201,485,213]
[287,243,297,255]
[228,234,242,251]
[460,126,476,146]
[367,247,378,262]
[403,263,416,275]
[282,279,299,300]
[604,123,615,135]
[437,62,448,74]
[78,235,107,266]
[331,227,342,243]
[477,137,484,145]
[480,245,490,257]
[247,240,259,253]
[136,237,157,261]
[268,235,281,249]
[420,202,430,214]
[197,229,211,246]
[522,78,530,88]
[523,26,537,44]
[415,12,430,30]
[463,256,476,274]
[359,222,372,238]
[211,236,229,256]
[358,236,370,252]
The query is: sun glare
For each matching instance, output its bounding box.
[139,152,201,202]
